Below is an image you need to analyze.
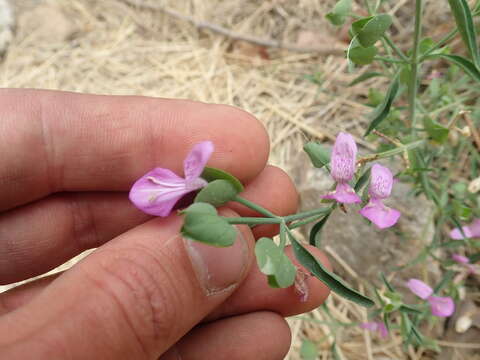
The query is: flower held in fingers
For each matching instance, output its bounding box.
[359,163,400,229]
[129,141,214,216]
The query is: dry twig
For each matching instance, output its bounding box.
[122,0,345,55]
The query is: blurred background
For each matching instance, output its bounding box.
[2,1,475,359]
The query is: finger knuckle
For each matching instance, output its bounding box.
[83,246,182,352]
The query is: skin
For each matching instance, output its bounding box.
[0,89,330,360]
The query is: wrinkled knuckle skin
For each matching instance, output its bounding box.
[84,246,182,355]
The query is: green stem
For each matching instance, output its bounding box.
[224,217,281,225]
[364,0,373,14]
[383,35,409,62]
[408,0,423,131]
[419,28,457,61]
[373,56,408,64]
[284,208,330,222]
[233,195,278,218]
[279,222,287,249]
[288,214,326,230]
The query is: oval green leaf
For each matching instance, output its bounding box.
[181,202,218,215]
[182,212,236,247]
[194,179,240,206]
[326,0,352,26]
[349,43,378,65]
[352,14,393,47]
[255,237,297,288]
[303,142,331,169]
[288,232,374,307]
[201,167,244,192]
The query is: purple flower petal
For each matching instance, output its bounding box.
[377,322,389,338]
[330,132,357,183]
[359,199,400,229]
[322,182,361,204]
[369,164,394,199]
[452,254,470,264]
[129,141,213,217]
[449,218,480,239]
[407,278,433,300]
[360,322,389,338]
[450,226,473,240]
[428,296,455,317]
[129,168,192,216]
[471,219,480,237]
[359,322,378,331]
[183,141,214,181]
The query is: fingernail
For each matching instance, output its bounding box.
[184,230,248,296]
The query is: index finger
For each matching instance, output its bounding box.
[0,89,270,211]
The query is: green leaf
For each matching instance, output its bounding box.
[437,54,480,83]
[354,168,371,192]
[348,71,385,86]
[364,76,399,136]
[309,213,331,246]
[304,142,331,168]
[181,202,217,215]
[255,237,296,288]
[423,116,449,144]
[201,167,244,192]
[352,14,393,47]
[326,0,352,26]
[380,272,395,292]
[349,43,378,65]
[447,0,480,67]
[399,304,423,315]
[419,37,435,55]
[182,207,237,247]
[300,339,317,360]
[288,232,374,307]
[194,179,239,206]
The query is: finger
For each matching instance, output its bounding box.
[0,89,269,211]
[0,245,330,321]
[0,209,256,359]
[160,312,291,360]
[207,246,331,320]
[0,167,297,284]
[229,165,298,239]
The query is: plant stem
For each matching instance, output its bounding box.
[288,214,326,229]
[234,195,278,218]
[284,208,331,222]
[224,217,281,225]
[408,0,423,131]
[374,56,408,64]
[419,29,457,61]
[383,35,409,62]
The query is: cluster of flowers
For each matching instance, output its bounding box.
[323,132,401,229]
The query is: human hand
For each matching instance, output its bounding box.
[0,89,330,359]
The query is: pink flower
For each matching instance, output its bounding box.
[322,132,361,204]
[407,278,455,317]
[129,141,214,216]
[452,254,477,274]
[449,218,480,239]
[359,164,401,229]
[360,321,389,338]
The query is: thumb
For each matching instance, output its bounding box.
[0,209,253,359]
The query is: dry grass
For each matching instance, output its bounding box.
[1,0,474,359]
